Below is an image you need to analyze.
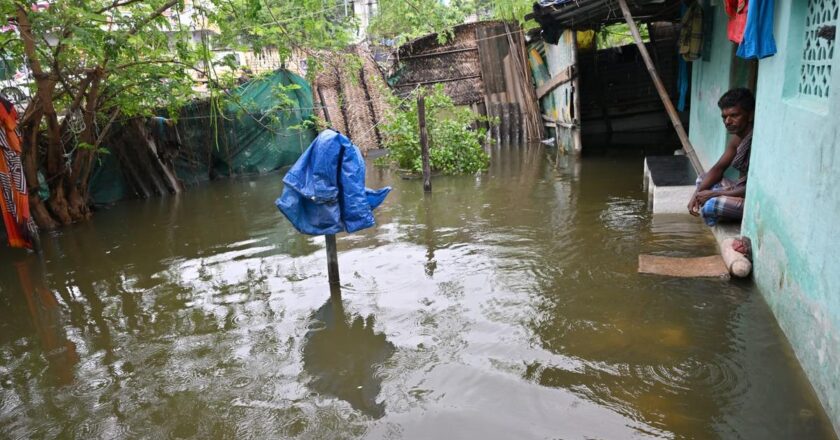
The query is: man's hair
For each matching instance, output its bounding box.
[718,88,755,113]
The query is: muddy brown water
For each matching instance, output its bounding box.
[0,146,835,439]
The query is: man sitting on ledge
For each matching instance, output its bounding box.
[688,88,754,228]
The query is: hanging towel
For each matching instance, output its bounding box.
[276,129,390,235]
[679,4,704,61]
[737,0,777,59]
[725,0,749,43]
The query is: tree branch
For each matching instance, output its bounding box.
[94,108,121,149]
[96,0,146,14]
[129,0,179,35]
[15,5,46,77]
[109,58,180,72]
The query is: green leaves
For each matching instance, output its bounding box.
[205,0,354,61]
[366,0,538,45]
[379,85,490,175]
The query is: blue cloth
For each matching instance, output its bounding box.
[676,4,689,112]
[276,129,390,235]
[677,57,689,112]
[737,0,777,59]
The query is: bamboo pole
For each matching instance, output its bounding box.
[617,0,704,174]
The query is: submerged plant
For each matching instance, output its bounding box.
[378,85,491,175]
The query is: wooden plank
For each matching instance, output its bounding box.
[638,254,729,278]
[537,65,575,100]
[476,25,506,94]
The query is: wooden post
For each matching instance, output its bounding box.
[502,103,511,146]
[418,95,432,193]
[617,0,704,174]
[317,87,340,286]
[325,233,340,286]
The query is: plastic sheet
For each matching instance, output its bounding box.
[276,130,390,235]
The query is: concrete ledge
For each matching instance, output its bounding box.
[644,156,698,214]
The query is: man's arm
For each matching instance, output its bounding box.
[688,135,740,215]
[694,183,746,205]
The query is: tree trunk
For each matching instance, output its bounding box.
[20,109,58,231]
[66,72,103,221]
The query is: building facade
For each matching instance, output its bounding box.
[689,1,840,433]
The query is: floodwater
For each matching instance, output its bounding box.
[0,146,836,439]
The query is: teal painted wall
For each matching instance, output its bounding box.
[689,5,734,169]
[690,0,840,434]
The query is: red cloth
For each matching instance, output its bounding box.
[726,0,749,43]
[0,99,36,249]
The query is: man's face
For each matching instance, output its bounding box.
[720,105,753,134]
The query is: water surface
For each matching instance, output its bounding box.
[0,146,835,439]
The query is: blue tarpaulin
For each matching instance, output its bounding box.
[276,130,390,235]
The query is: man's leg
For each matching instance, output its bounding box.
[700,196,744,226]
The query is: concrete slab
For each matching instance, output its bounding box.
[644,156,698,214]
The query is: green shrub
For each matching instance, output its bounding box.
[378,85,491,175]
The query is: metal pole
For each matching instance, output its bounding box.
[317,87,340,286]
[418,94,432,193]
[616,0,704,174]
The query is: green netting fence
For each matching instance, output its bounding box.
[89,70,317,205]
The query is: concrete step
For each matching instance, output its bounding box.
[643,155,698,214]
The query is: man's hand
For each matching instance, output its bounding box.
[695,190,716,205]
[687,194,700,216]
[687,190,717,216]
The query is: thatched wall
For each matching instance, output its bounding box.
[391,22,486,105]
[391,21,543,142]
[313,44,391,152]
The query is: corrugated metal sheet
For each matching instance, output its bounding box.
[476,22,543,144]
[529,0,681,31]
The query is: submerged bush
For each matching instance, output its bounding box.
[378,85,490,175]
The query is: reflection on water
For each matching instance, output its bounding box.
[303,287,394,419]
[0,145,836,439]
[5,256,79,385]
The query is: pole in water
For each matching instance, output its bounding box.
[418,94,432,193]
[325,234,340,285]
[317,87,340,285]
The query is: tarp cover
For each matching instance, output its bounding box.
[88,70,316,204]
[276,129,390,235]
